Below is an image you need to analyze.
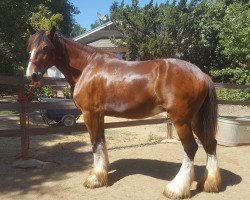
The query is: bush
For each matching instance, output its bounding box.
[62,86,72,99]
[216,88,250,101]
[210,67,250,85]
[0,85,19,97]
[23,85,56,100]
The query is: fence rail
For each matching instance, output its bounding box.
[214,83,250,90]
[0,75,249,158]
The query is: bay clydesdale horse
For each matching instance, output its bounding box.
[26,26,221,199]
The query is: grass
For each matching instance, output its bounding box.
[0,110,17,116]
[148,133,164,143]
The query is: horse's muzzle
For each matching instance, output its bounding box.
[27,72,42,85]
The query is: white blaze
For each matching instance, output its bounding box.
[26,48,36,77]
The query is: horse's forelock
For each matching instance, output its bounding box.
[27,30,55,51]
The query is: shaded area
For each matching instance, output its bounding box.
[0,115,20,130]
[0,131,244,199]
[0,136,92,195]
[109,158,242,196]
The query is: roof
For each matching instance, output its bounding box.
[73,21,114,41]
[73,21,123,43]
[73,21,125,52]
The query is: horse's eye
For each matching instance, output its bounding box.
[43,46,49,53]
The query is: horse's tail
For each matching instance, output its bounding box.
[196,76,218,147]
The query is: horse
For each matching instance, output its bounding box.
[26,26,221,199]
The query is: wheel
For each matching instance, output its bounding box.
[61,115,76,126]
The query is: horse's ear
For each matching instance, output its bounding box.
[27,24,36,35]
[50,26,56,38]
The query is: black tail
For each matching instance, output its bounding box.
[196,76,218,147]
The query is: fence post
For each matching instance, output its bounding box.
[18,76,29,159]
[166,122,173,139]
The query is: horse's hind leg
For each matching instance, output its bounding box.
[83,112,109,188]
[163,121,198,199]
[192,120,221,193]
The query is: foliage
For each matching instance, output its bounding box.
[110,0,250,74]
[62,86,72,99]
[70,23,86,38]
[219,2,250,68]
[216,88,250,101]
[39,86,57,98]
[23,85,56,100]
[210,67,250,84]
[0,85,19,97]
[111,0,167,60]
[29,4,63,30]
[190,1,228,71]
[0,0,84,75]
[0,0,32,75]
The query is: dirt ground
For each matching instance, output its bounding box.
[0,105,249,200]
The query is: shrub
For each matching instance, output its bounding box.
[62,86,71,99]
[210,67,250,85]
[216,88,250,101]
[40,86,57,98]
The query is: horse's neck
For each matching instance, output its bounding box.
[55,61,81,89]
[54,38,95,88]
[63,39,95,70]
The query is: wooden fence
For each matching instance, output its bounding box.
[0,75,249,158]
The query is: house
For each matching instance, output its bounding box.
[73,21,126,59]
[48,21,125,78]
[46,66,65,78]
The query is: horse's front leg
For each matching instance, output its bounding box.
[83,111,109,188]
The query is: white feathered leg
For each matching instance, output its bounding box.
[197,153,221,192]
[163,153,194,199]
[84,141,109,188]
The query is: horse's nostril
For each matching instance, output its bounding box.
[31,72,41,82]
[32,72,38,79]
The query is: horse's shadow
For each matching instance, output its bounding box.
[109,159,241,196]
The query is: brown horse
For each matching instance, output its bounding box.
[26,27,221,199]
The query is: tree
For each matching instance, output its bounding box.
[70,23,86,38]
[219,2,250,68]
[111,0,169,60]
[185,1,228,71]
[29,4,63,30]
[0,0,84,75]
[110,0,249,73]
[0,0,33,74]
[45,0,80,37]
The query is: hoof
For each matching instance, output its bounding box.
[163,183,190,199]
[84,170,108,189]
[197,170,221,193]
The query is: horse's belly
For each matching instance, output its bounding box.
[104,102,164,119]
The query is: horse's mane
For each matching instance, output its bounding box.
[28,30,116,59]
[58,36,116,58]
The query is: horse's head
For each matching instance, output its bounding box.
[26,25,57,84]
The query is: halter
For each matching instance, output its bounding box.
[29,58,45,68]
